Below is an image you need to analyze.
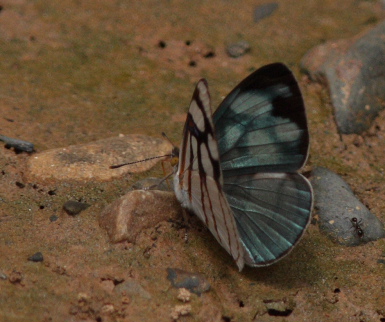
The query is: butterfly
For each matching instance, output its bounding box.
[173,63,313,271]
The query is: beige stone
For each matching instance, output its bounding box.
[27,134,172,182]
[99,189,181,243]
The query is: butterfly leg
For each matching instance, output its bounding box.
[181,209,190,243]
[144,172,174,190]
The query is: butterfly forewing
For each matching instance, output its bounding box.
[213,63,309,177]
[174,80,245,271]
[213,63,313,266]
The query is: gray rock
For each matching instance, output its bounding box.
[311,167,385,246]
[166,268,210,295]
[99,190,181,243]
[0,134,35,153]
[114,279,151,299]
[301,21,385,134]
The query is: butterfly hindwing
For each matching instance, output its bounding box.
[224,172,312,266]
[174,80,245,270]
[213,63,313,266]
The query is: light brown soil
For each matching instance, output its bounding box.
[1,1,385,321]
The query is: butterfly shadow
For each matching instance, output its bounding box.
[188,222,322,290]
[241,236,322,289]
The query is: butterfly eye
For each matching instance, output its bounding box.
[170,156,179,167]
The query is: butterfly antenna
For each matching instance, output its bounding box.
[110,154,172,169]
[162,132,177,148]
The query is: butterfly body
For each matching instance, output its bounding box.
[174,63,313,271]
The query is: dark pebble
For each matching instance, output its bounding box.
[253,3,278,22]
[63,200,90,216]
[166,268,210,295]
[0,134,35,153]
[15,182,25,188]
[49,215,59,222]
[28,252,44,262]
[377,259,385,265]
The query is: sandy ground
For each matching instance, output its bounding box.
[1,1,385,321]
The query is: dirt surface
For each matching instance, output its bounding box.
[1,1,385,321]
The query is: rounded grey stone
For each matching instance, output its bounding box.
[311,167,385,246]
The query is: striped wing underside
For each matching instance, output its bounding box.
[174,80,245,271]
[213,63,313,266]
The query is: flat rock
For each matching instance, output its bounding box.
[99,189,181,243]
[301,21,385,134]
[311,167,385,246]
[27,134,172,182]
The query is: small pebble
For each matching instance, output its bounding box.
[0,271,8,280]
[49,215,59,222]
[28,252,44,262]
[63,201,90,216]
[9,270,22,284]
[226,40,251,58]
[170,304,191,320]
[167,268,210,295]
[264,298,295,317]
[177,288,191,302]
[253,2,279,22]
[100,304,115,314]
[15,182,25,188]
